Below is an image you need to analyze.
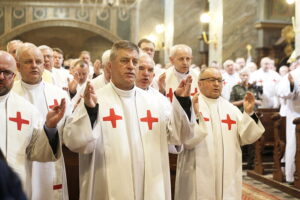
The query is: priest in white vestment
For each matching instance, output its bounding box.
[249,57,281,108]
[0,50,66,199]
[154,44,199,102]
[175,67,265,200]
[276,67,300,183]
[13,43,71,200]
[64,40,196,200]
[221,59,241,100]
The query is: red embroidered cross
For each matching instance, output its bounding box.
[49,99,59,109]
[273,79,277,83]
[221,114,236,131]
[223,81,227,85]
[200,112,209,122]
[53,184,62,190]
[258,80,263,84]
[103,108,122,128]
[191,88,198,96]
[140,110,158,130]
[9,112,30,131]
[166,88,173,102]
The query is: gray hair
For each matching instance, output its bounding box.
[223,59,234,68]
[6,40,23,52]
[139,52,155,67]
[38,45,53,54]
[110,40,139,61]
[169,44,192,57]
[16,42,38,61]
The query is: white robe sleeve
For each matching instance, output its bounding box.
[63,101,100,154]
[26,109,62,162]
[276,74,299,100]
[238,112,265,146]
[167,97,201,147]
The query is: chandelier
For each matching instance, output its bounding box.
[79,0,140,21]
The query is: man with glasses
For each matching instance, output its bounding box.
[0,50,65,199]
[174,67,265,200]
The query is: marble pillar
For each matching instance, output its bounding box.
[209,0,223,65]
[296,0,300,56]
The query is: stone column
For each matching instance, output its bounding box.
[296,1,300,56]
[164,0,174,64]
[209,0,223,65]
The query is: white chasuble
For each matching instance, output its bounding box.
[1,91,60,199]
[164,66,199,102]
[13,80,71,200]
[175,94,265,200]
[64,82,193,200]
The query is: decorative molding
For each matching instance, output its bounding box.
[255,20,292,29]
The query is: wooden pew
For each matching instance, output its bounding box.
[62,145,79,200]
[254,108,279,174]
[272,113,286,182]
[169,153,177,200]
[294,117,300,188]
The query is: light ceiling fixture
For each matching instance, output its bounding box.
[155,24,165,34]
[79,0,140,21]
[200,12,211,23]
[286,0,295,4]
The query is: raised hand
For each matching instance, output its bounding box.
[84,81,97,108]
[46,98,66,128]
[158,72,166,95]
[192,92,200,118]
[93,59,102,76]
[68,73,79,94]
[175,75,193,97]
[243,92,255,114]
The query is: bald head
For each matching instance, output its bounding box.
[0,51,17,73]
[0,51,17,96]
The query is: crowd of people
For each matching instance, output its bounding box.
[0,37,298,199]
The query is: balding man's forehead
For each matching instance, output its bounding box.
[0,51,17,72]
[200,68,222,79]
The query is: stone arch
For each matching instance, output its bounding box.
[0,19,121,46]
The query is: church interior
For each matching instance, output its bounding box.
[1,0,300,199]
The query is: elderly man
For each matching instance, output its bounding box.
[13,43,71,200]
[221,59,241,100]
[0,50,65,199]
[157,44,198,102]
[249,57,281,108]
[175,67,265,200]
[79,50,94,78]
[64,40,195,200]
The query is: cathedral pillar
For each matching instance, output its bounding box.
[296,1,300,56]
[208,0,223,65]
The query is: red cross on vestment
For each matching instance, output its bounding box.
[103,108,123,128]
[200,112,209,122]
[221,114,236,131]
[9,112,30,131]
[223,81,227,85]
[258,80,263,84]
[166,88,173,102]
[273,79,277,83]
[191,88,198,96]
[53,184,62,190]
[49,99,59,109]
[140,110,158,130]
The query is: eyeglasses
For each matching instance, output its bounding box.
[0,70,15,79]
[199,77,224,83]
